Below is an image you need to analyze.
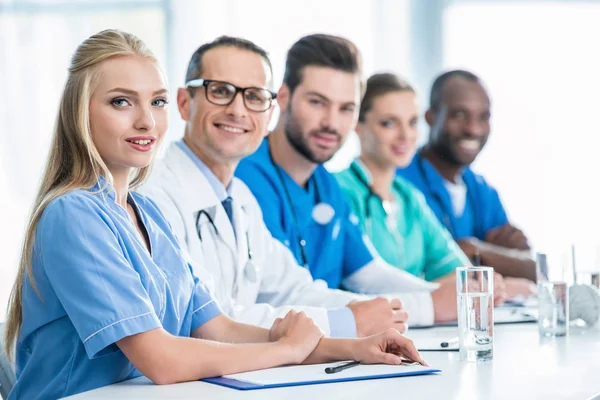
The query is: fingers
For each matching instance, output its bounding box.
[392,310,409,323]
[486,224,513,246]
[494,272,506,291]
[376,351,403,365]
[493,273,507,305]
[271,317,283,330]
[504,277,537,298]
[390,298,403,310]
[485,226,500,243]
[497,224,514,241]
[392,322,408,334]
[506,228,528,249]
[385,330,425,365]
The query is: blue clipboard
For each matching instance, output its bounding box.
[203,364,441,390]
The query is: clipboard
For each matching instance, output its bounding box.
[203,362,441,390]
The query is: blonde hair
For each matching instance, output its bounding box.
[4,29,158,361]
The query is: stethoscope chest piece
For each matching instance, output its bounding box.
[312,202,335,225]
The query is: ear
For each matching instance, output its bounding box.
[177,87,192,121]
[424,109,435,127]
[263,105,276,139]
[277,84,291,112]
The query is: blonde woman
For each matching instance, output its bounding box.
[3,31,423,399]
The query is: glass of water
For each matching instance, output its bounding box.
[536,252,570,337]
[456,266,494,362]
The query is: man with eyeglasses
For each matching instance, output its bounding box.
[139,36,413,338]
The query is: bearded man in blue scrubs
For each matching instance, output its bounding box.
[397,70,536,282]
[236,35,488,326]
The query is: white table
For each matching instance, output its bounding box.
[65,324,600,400]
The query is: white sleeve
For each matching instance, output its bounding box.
[228,231,366,336]
[228,302,334,336]
[342,259,440,293]
[342,259,437,327]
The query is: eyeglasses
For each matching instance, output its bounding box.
[185,78,277,112]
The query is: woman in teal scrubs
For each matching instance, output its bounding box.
[336,73,470,281]
[3,32,423,400]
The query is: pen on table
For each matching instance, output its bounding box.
[440,337,459,348]
[325,360,360,374]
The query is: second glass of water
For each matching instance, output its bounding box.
[536,252,570,337]
[456,266,494,362]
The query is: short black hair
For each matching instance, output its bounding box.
[429,70,481,111]
[283,33,362,95]
[359,73,414,122]
[185,36,273,94]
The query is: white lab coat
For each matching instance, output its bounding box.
[138,144,362,335]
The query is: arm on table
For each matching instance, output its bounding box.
[457,238,536,281]
[342,260,436,327]
[485,223,531,251]
[118,313,321,385]
[303,329,426,366]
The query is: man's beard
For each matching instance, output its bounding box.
[431,136,464,167]
[283,105,341,164]
[430,130,486,167]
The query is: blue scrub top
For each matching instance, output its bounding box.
[236,140,374,289]
[397,152,508,241]
[10,177,221,400]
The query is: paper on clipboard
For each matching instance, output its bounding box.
[203,362,441,390]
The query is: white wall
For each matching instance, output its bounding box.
[444,2,600,252]
[4,0,599,321]
[0,0,413,320]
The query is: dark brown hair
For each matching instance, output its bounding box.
[358,73,414,122]
[283,33,362,94]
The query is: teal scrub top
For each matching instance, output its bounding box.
[335,160,470,281]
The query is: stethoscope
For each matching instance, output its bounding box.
[266,139,335,269]
[267,142,310,268]
[349,162,405,255]
[416,154,477,237]
[195,206,256,282]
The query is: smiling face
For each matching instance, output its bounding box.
[358,90,419,168]
[427,76,491,167]
[277,66,361,164]
[178,46,274,166]
[89,55,168,176]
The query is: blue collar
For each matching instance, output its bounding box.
[415,153,453,199]
[176,140,233,202]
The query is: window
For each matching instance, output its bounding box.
[444,2,600,251]
[0,1,167,320]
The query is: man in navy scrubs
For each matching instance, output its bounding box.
[398,70,536,282]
